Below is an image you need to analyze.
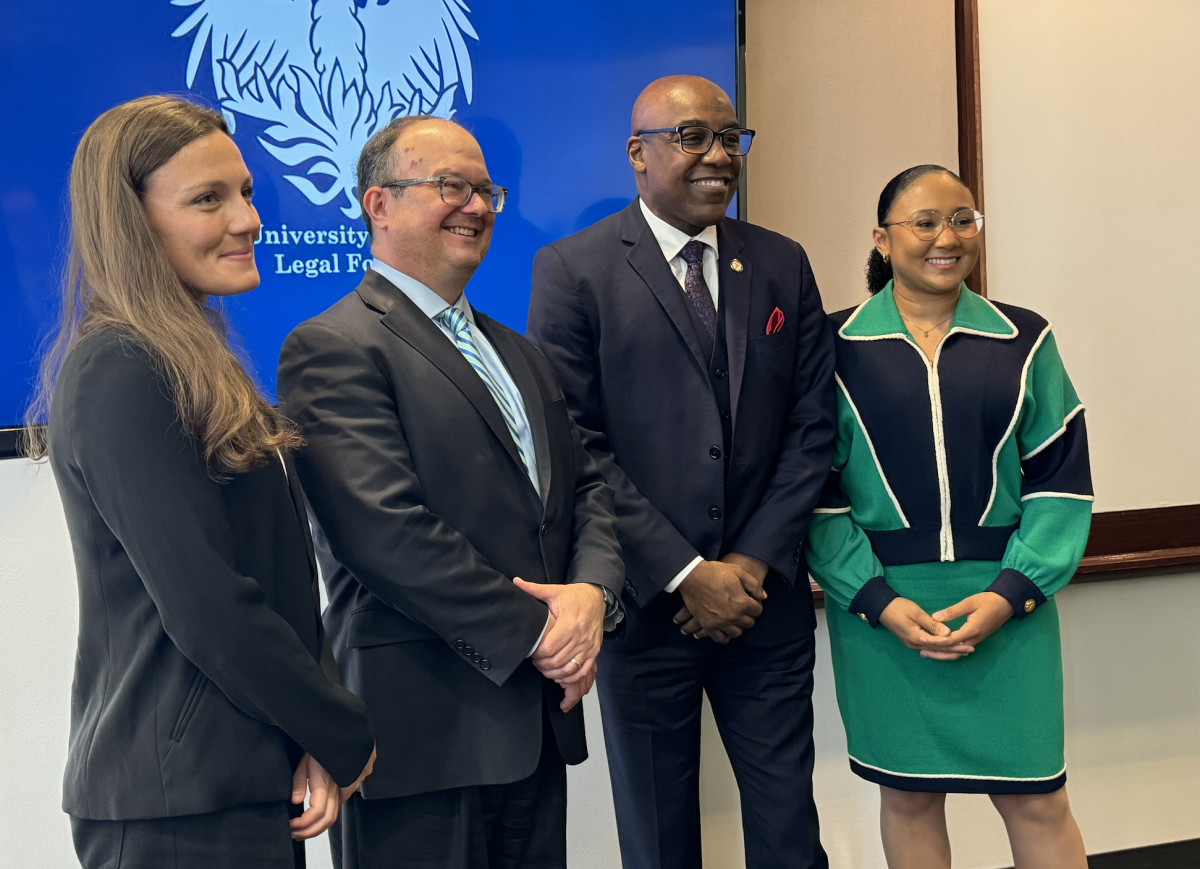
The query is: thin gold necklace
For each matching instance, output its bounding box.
[899,313,953,339]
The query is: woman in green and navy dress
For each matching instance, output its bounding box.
[806,165,1091,869]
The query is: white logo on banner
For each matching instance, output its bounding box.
[171,0,477,217]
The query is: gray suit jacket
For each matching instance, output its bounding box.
[278,270,624,799]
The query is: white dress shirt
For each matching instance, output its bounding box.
[637,199,720,594]
[639,198,720,308]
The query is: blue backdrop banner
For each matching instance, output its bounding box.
[0,1,736,428]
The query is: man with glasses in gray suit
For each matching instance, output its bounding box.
[279,116,624,869]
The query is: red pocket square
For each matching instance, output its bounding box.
[765,307,785,335]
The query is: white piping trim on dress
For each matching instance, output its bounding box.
[1020,491,1094,502]
[978,323,1053,527]
[1021,403,1086,461]
[960,293,1020,339]
[849,755,1068,783]
[814,506,852,514]
[903,335,955,561]
[835,373,910,529]
[839,291,1019,342]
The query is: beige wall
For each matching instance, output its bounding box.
[745,0,960,314]
[736,1,1200,867]
[978,0,1200,511]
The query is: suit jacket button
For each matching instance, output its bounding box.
[793,552,801,564]
[464,645,474,655]
[472,653,482,664]
[481,659,492,671]
[455,640,465,650]
[709,446,722,460]
[721,410,731,420]
[709,506,722,521]
[713,368,726,378]
[540,521,550,536]
[1024,599,1036,613]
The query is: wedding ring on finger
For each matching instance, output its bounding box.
[569,658,582,670]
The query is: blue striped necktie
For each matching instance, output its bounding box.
[434,306,529,472]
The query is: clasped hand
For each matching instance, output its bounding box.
[514,578,605,713]
[289,744,376,840]
[878,591,1014,661]
[673,553,768,644]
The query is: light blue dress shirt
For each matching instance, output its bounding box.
[369,261,541,495]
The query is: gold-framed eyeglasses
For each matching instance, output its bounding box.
[636,125,756,156]
[380,175,507,213]
[881,208,984,240]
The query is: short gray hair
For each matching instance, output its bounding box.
[356,114,445,237]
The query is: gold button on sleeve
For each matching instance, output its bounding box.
[859,612,869,622]
[1024,599,1036,614]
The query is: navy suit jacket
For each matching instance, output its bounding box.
[278,271,624,799]
[528,199,836,649]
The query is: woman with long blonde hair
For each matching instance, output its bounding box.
[28,95,375,868]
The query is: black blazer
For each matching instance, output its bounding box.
[277,270,624,800]
[527,199,836,649]
[49,331,374,821]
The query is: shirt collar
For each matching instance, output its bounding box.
[638,198,719,262]
[369,259,474,324]
[838,281,1018,341]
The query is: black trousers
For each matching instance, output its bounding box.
[331,715,567,869]
[597,631,828,869]
[71,801,303,869]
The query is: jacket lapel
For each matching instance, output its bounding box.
[279,450,319,581]
[474,314,551,505]
[717,220,751,432]
[621,200,710,376]
[356,271,527,477]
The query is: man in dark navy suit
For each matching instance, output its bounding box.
[527,76,835,869]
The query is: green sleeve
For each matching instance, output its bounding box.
[807,504,891,620]
[805,391,898,625]
[990,329,1093,615]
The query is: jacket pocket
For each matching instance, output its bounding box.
[752,326,793,354]
[346,604,440,649]
[170,670,207,743]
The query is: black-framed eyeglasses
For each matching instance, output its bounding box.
[881,208,984,240]
[380,175,507,213]
[636,125,756,156]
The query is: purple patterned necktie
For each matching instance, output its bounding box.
[678,240,717,339]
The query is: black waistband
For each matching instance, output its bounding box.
[864,525,1018,567]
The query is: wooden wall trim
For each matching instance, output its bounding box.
[1077,504,1200,576]
[955,0,988,297]
[811,504,1200,605]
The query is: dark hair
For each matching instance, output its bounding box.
[865,164,966,294]
[355,114,438,237]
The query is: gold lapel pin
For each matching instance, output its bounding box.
[730,259,744,272]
